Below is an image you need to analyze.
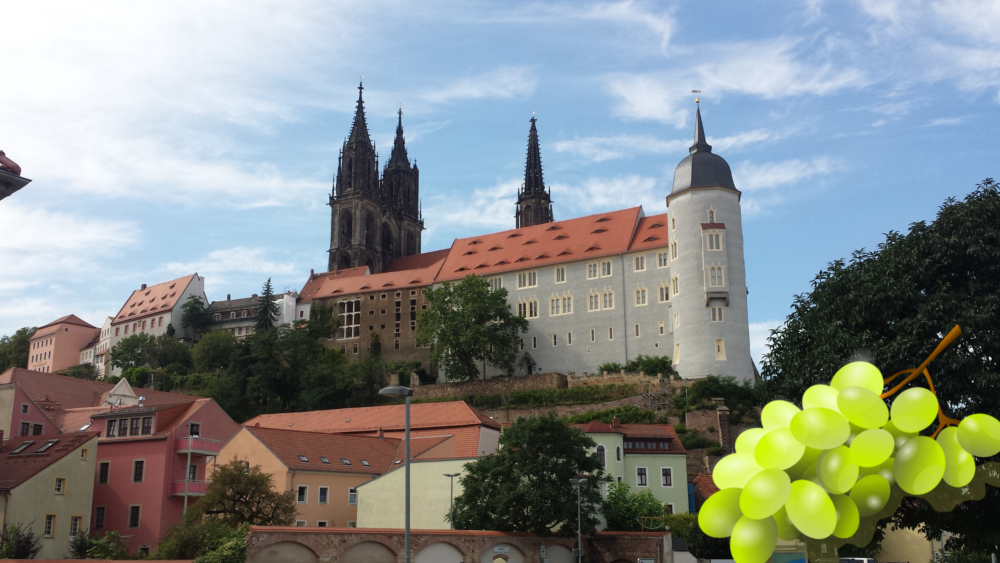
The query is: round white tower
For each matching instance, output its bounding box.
[666,104,754,381]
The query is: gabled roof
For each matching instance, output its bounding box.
[435,207,647,282]
[628,214,669,253]
[298,267,369,304]
[0,432,99,491]
[34,314,97,332]
[245,401,501,434]
[310,255,447,300]
[572,421,687,454]
[385,249,451,272]
[246,426,401,474]
[692,472,720,500]
[112,274,198,325]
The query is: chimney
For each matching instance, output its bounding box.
[227,294,231,301]
[611,417,621,428]
[252,294,258,299]
[378,427,384,439]
[141,284,147,290]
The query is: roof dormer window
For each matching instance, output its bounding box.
[298,455,309,463]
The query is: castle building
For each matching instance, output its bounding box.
[514,117,554,228]
[327,83,423,273]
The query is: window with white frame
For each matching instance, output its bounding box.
[670,241,678,260]
[337,299,361,339]
[587,263,599,279]
[671,216,676,230]
[528,299,539,318]
[488,276,503,292]
[710,266,725,286]
[517,301,527,317]
[616,446,622,461]
[658,283,670,303]
[716,339,727,361]
[634,286,647,306]
[555,267,566,283]
[516,271,537,289]
[657,252,669,268]
[319,487,329,504]
[711,307,724,322]
[708,232,722,250]
[297,486,307,503]
[550,294,573,316]
[637,467,648,487]
[596,445,606,466]
[600,260,612,277]
[658,321,665,335]
[348,488,357,505]
[602,290,614,309]
[708,208,715,223]
[671,276,679,296]
[588,292,600,312]
[661,467,673,486]
[634,255,645,271]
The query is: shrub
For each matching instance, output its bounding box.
[706,446,727,457]
[673,423,687,434]
[680,434,721,450]
[0,523,41,559]
[624,355,677,377]
[597,362,623,373]
[563,406,657,425]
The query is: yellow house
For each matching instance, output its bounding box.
[355,457,475,530]
[0,431,99,559]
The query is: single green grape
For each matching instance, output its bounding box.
[740,469,792,519]
[830,494,860,538]
[830,361,884,395]
[937,426,975,487]
[735,428,768,455]
[890,388,939,433]
[713,453,764,489]
[772,506,800,541]
[731,516,778,563]
[817,445,860,494]
[790,408,851,450]
[957,413,1000,458]
[755,428,806,470]
[849,429,894,467]
[803,384,841,413]
[838,386,889,429]
[894,436,946,495]
[785,447,822,481]
[855,457,895,485]
[762,400,801,430]
[849,474,891,517]
[784,480,837,540]
[698,487,743,538]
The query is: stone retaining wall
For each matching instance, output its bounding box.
[411,372,567,400]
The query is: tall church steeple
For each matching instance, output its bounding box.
[515,116,554,228]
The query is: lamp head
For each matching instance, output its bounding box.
[379,385,414,397]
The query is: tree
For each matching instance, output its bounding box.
[416,275,528,381]
[155,515,248,562]
[0,523,41,559]
[450,412,605,536]
[110,332,157,371]
[254,279,280,331]
[195,459,296,527]
[56,363,98,380]
[603,481,667,531]
[192,330,239,373]
[181,295,212,337]
[624,354,677,377]
[0,327,36,372]
[760,180,1000,552]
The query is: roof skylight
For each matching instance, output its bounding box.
[361,460,370,466]
[341,458,351,465]
[298,455,309,462]
[320,457,330,464]
[35,439,59,453]
[10,441,34,454]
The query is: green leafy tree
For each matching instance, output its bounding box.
[597,361,623,373]
[181,295,212,337]
[84,530,132,559]
[564,406,659,425]
[624,354,677,377]
[761,180,1000,552]
[56,363,98,380]
[603,481,668,531]
[416,275,528,381]
[110,332,157,371]
[154,334,193,370]
[254,279,280,331]
[155,516,247,562]
[0,523,41,559]
[192,330,239,373]
[450,412,605,536]
[0,327,36,372]
[195,459,296,526]
[121,366,154,388]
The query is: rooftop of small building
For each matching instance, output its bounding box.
[113,274,199,325]
[0,431,100,491]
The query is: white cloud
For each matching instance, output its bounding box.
[552,129,785,162]
[580,1,675,50]
[932,0,1000,43]
[872,118,887,127]
[425,179,522,234]
[749,319,784,367]
[422,67,537,105]
[159,247,298,287]
[550,175,661,214]
[929,116,962,125]
[734,157,835,191]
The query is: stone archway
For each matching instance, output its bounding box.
[415,541,465,563]
[247,541,318,563]
[544,544,575,563]
[481,543,525,563]
[341,541,396,563]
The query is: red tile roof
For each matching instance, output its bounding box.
[435,207,647,282]
[309,256,447,300]
[298,267,369,304]
[246,426,402,474]
[112,274,197,325]
[571,421,687,454]
[628,213,669,253]
[33,314,97,332]
[693,472,720,500]
[0,432,99,491]
[385,249,451,272]
[246,401,500,433]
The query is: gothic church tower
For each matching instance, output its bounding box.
[515,117,554,228]
[328,83,423,273]
[667,103,753,380]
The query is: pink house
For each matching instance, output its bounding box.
[27,314,100,374]
[87,399,240,554]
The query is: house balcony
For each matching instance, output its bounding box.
[175,436,221,456]
[170,480,209,497]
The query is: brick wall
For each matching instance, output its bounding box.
[412,371,567,400]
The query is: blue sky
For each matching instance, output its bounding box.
[2,0,999,365]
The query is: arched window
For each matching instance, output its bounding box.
[340,211,353,246]
[381,223,394,254]
[596,445,606,467]
[616,445,622,461]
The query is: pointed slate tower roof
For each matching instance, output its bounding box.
[523,116,546,194]
[346,81,371,146]
[671,103,738,196]
[387,107,410,168]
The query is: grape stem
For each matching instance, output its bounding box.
[880,325,963,439]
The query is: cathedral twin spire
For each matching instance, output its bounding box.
[515,116,554,228]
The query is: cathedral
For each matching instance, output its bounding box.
[327,83,423,273]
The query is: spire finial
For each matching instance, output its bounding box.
[690,96,712,154]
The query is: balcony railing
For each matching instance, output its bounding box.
[175,436,221,456]
[170,480,209,497]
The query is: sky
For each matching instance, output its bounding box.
[2,0,999,366]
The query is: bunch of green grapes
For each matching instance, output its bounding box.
[697,361,1000,563]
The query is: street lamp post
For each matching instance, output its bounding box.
[380,385,414,563]
[569,477,587,563]
[443,472,460,529]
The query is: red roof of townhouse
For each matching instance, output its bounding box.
[385,248,451,272]
[572,420,687,454]
[32,314,97,334]
[0,431,99,491]
[308,255,448,300]
[435,207,663,282]
[112,274,196,325]
[298,267,369,304]
[246,401,501,434]
[692,472,720,500]
[245,426,403,474]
